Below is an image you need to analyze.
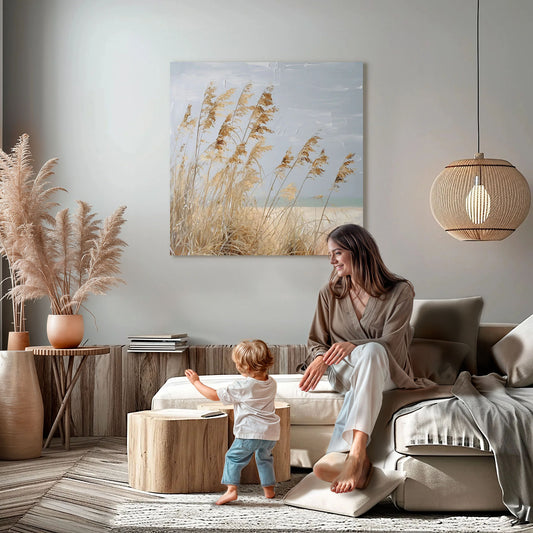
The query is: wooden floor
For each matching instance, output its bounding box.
[0,437,160,533]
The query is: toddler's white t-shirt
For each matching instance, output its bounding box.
[217,376,280,441]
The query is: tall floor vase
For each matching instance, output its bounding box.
[0,350,44,460]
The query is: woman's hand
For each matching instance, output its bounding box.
[322,342,356,365]
[299,356,329,392]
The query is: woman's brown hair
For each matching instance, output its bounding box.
[327,224,412,299]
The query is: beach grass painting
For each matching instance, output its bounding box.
[170,62,363,256]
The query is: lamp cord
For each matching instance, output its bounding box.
[476,0,480,154]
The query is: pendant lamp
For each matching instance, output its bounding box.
[430,0,531,241]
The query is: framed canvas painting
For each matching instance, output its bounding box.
[170,61,363,256]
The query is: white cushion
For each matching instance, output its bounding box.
[283,468,406,517]
[492,313,533,387]
[151,374,344,425]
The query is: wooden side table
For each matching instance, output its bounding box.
[127,409,228,493]
[198,401,291,483]
[27,345,110,450]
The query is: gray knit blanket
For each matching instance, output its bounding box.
[393,372,533,523]
[450,371,533,523]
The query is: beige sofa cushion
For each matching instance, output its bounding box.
[411,296,483,373]
[409,338,469,384]
[492,313,533,387]
[151,374,344,425]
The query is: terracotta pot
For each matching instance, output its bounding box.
[0,350,44,459]
[47,314,84,349]
[7,331,30,350]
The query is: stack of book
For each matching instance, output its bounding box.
[127,333,188,353]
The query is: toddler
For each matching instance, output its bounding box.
[185,339,280,505]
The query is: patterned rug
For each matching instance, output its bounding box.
[111,473,530,533]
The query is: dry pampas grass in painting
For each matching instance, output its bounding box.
[170,82,355,256]
[0,133,127,317]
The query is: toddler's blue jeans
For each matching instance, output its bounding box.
[221,438,277,487]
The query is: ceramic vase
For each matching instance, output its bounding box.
[7,331,30,351]
[0,350,44,459]
[47,314,84,349]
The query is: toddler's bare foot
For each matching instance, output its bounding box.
[216,485,238,505]
[263,485,275,499]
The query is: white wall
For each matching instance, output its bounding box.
[3,0,533,347]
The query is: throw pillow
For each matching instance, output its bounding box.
[409,338,470,384]
[410,296,483,374]
[491,314,533,387]
[283,468,406,517]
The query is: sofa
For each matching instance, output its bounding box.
[151,296,519,513]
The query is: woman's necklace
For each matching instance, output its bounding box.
[349,286,369,320]
[349,287,363,302]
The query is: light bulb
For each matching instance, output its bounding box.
[466,175,491,224]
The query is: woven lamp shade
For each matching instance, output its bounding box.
[430,153,531,241]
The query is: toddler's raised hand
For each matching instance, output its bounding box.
[185,369,199,383]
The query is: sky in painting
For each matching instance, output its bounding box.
[170,61,363,207]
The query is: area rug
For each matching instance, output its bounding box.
[111,473,531,533]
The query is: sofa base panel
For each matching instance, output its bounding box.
[290,425,333,468]
[393,455,506,512]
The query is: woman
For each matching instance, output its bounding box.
[299,224,423,494]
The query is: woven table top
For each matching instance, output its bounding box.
[26,345,110,356]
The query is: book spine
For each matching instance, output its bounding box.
[127,347,188,353]
[128,342,187,348]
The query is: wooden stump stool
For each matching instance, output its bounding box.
[127,408,228,493]
[198,401,291,484]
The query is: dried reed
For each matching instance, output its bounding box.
[170,82,355,256]
[0,134,127,317]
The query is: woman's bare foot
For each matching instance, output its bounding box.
[355,458,373,490]
[216,485,238,505]
[330,455,372,493]
[263,485,275,499]
[313,451,348,482]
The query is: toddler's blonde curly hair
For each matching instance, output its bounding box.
[232,339,274,374]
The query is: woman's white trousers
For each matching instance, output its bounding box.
[326,342,395,452]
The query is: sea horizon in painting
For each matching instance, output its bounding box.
[170,61,363,256]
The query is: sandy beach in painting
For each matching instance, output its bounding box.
[292,206,363,227]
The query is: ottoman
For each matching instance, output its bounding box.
[127,408,228,493]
